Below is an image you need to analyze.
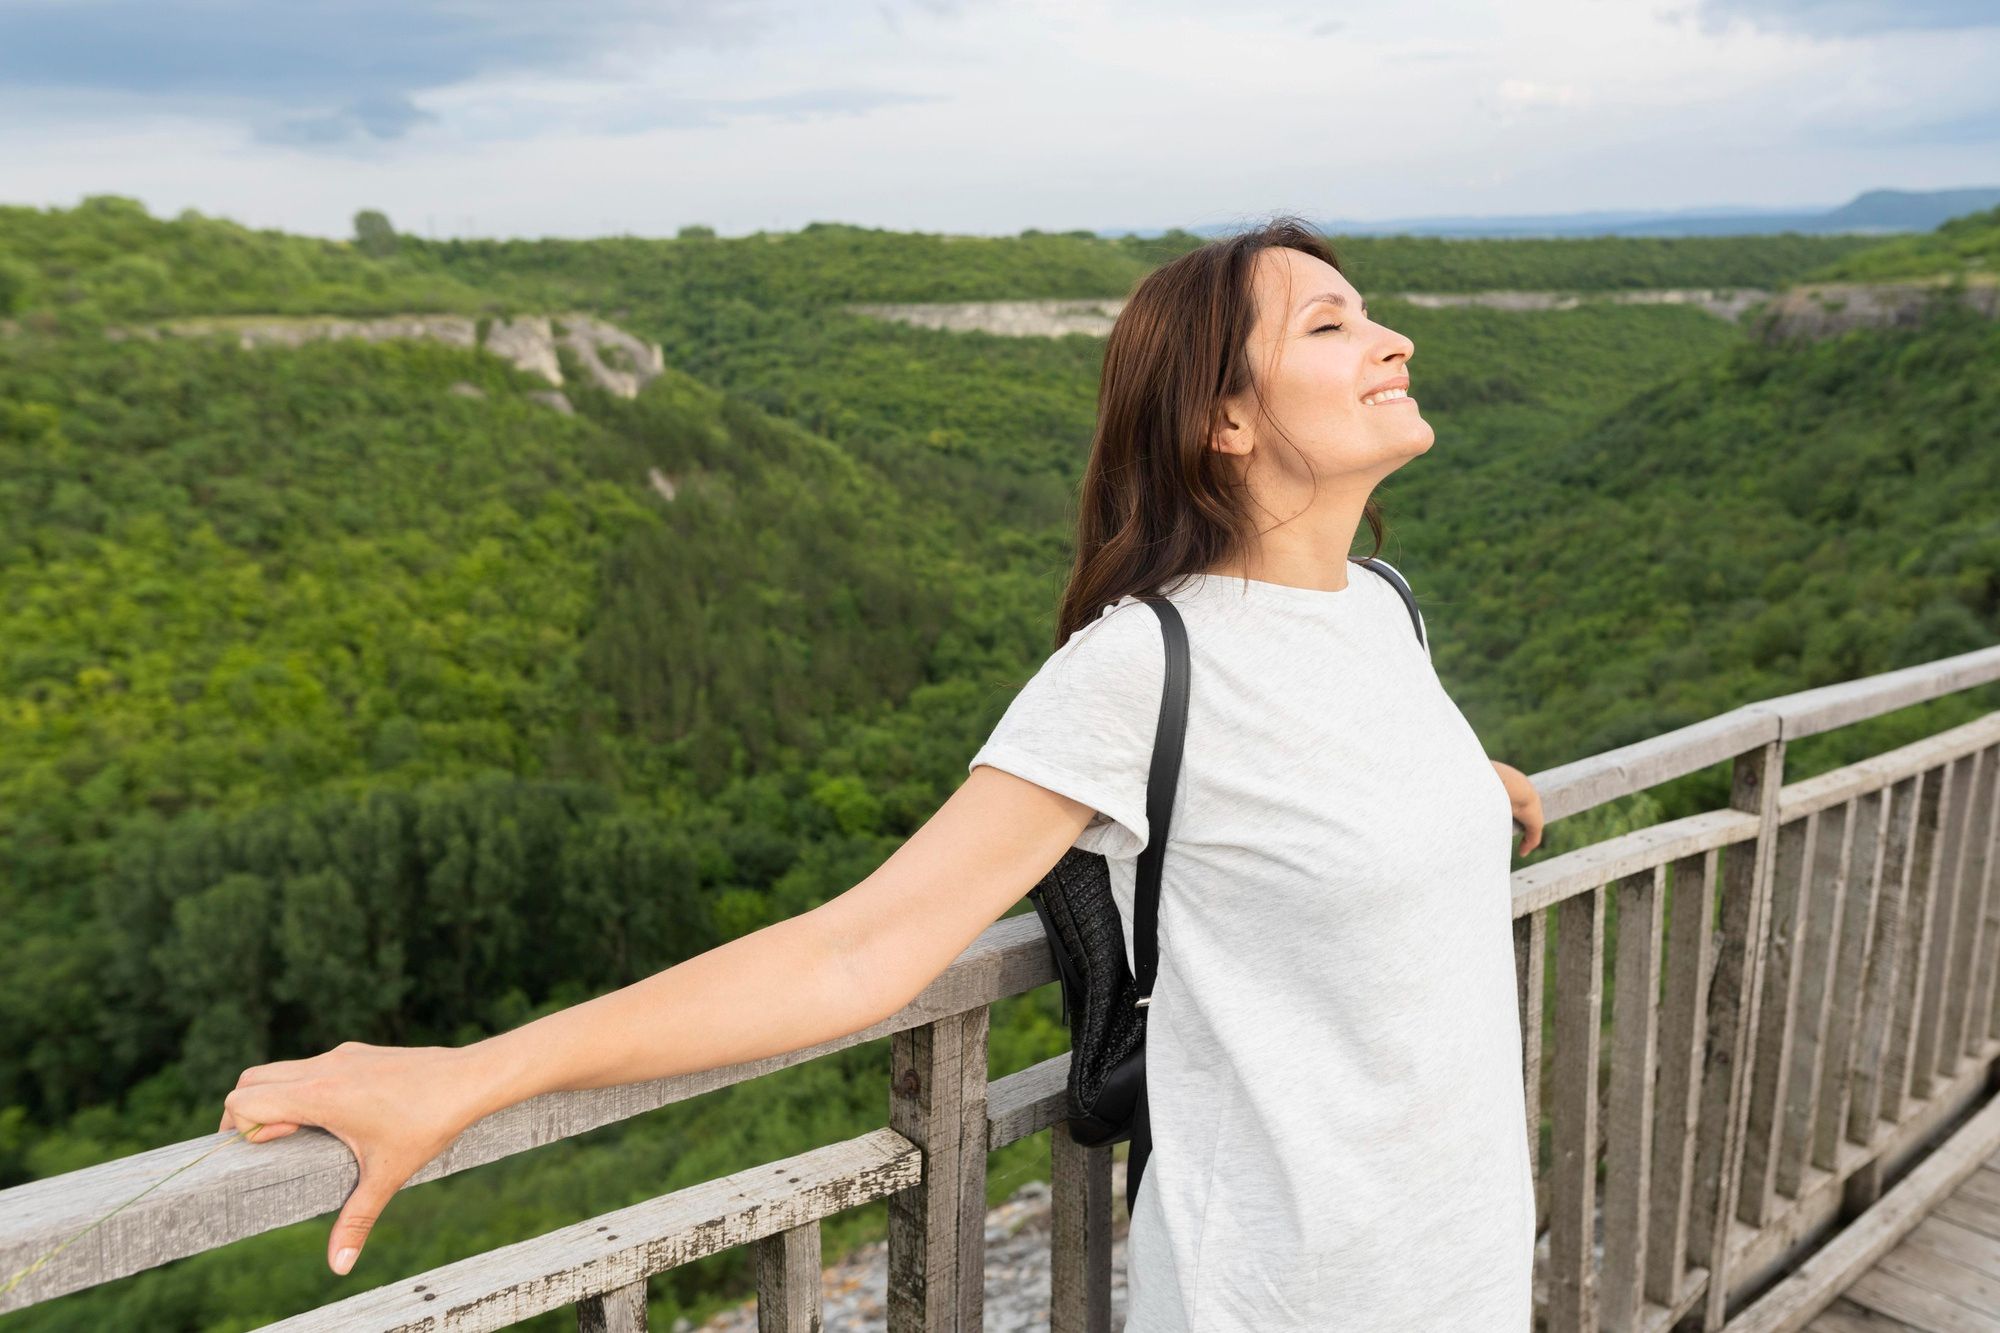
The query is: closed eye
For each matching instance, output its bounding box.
[1312,322,1344,334]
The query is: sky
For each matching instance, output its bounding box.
[2,0,1997,240]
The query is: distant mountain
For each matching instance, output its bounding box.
[1106,187,2000,241]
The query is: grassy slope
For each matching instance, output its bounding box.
[1804,204,2000,282]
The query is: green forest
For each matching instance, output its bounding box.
[2,197,1997,1330]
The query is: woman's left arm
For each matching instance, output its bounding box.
[1492,760,1544,856]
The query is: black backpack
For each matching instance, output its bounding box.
[1023,556,1430,1216]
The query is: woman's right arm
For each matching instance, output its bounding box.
[220,764,1095,1275]
[461,763,1095,1106]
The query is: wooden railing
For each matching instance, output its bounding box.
[4,642,2000,1331]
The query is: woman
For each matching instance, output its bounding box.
[220,216,1548,1330]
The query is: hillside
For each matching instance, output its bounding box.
[1805,203,2000,281]
[0,196,491,322]
[1407,303,2000,773]
[3,198,1997,1330]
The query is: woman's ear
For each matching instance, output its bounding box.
[1209,403,1251,458]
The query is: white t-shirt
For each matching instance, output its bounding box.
[967,557,1536,1332]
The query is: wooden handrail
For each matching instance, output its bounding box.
[4,640,1999,1329]
[0,913,1060,1310]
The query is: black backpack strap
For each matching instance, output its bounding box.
[1125,595,1189,1218]
[1131,596,1189,1005]
[1355,555,1427,655]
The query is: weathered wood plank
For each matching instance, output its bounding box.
[255,1128,921,1332]
[1938,748,1996,1080]
[1845,777,1921,1157]
[1949,1166,2000,1211]
[1913,754,1975,1101]
[754,1221,824,1333]
[1698,740,1787,1332]
[578,1278,649,1333]
[1048,1131,1113,1333]
[1972,745,2000,1048]
[1882,768,1947,1119]
[1871,1238,2000,1318]
[986,1053,1067,1151]
[1780,808,1842,1199]
[1517,908,1550,1234]
[1774,714,2000,823]
[1648,849,1719,1310]
[1604,866,1665,1331]
[1750,646,2000,741]
[887,1007,989,1333]
[1525,654,2000,826]
[1549,883,1607,1332]
[1813,791,1886,1172]
[1532,709,1781,823]
[1900,1213,2000,1283]
[1952,740,2000,1056]
[1934,1192,2000,1245]
[1510,809,1761,918]
[1802,1294,1921,1331]
[1716,1088,2000,1333]
[1742,816,1815,1226]
[1845,1265,1997,1332]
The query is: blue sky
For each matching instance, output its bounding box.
[1,0,1996,238]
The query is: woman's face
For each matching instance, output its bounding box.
[1214,246,1433,481]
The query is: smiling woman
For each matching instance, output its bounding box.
[963,217,1536,1331]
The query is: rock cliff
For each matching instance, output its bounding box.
[847,280,2000,342]
[105,312,667,398]
[1746,277,2000,341]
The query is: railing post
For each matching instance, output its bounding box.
[1777,804,1843,1197]
[1737,809,1812,1229]
[1808,789,1886,1175]
[1842,775,1923,1212]
[1047,1130,1114,1332]
[1910,752,1972,1102]
[577,1277,649,1333]
[1549,882,1606,1333]
[1883,765,1948,1120]
[887,1007,991,1332]
[1648,849,1718,1311]
[1603,865,1666,1332]
[1694,737,1786,1331]
[754,1220,825,1332]
[1941,746,1998,1067]
[1965,744,2000,1049]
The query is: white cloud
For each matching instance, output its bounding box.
[0,0,1994,237]
[1496,80,1586,109]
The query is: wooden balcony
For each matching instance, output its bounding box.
[5,643,2000,1331]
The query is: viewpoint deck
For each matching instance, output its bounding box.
[1809,1155,2000,1332]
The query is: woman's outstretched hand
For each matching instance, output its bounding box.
[219,1041,491,1276]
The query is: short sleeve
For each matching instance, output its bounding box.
[966,599,1167,861]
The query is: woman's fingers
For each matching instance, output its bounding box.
[223,1084,315,1137]
[216,1043,487,1277]
[328,1157,409,1275]
[235,1058,313,1088]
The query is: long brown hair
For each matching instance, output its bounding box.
[1053,215,1386,647]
